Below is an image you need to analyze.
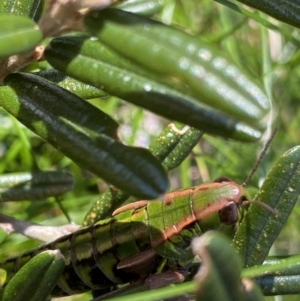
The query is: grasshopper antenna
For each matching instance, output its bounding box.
[241,127,280,216]
[242,127,278,187]
[241,199,279,216]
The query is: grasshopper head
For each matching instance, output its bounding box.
[213,177,248,225]
[192,178,246,228]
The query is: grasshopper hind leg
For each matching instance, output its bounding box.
[144,269,187,289]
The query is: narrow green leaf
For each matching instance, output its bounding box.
[4,72,118,138]
[83,188,130,226]
[147,124,187,163]
[233,146,300,266]
[243,255,300,278]
[159,126,203,170]
[0,171,74,202]
[0,15,42,59]
[84,9,270,130]
[257,274,300,296]
[0,250,65,301]
[243,255,300,294]
[45,36,263,142]
[0,73,169,199]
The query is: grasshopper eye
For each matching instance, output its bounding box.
[218,201,239,225]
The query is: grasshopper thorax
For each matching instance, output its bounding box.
[192,177,246,226]
[213,177,247,225]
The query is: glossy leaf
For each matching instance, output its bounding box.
[83,187,130,226]
[237,255,300,294]
[243,255,300,278]
[0,15,42,60]
[159,126,203,170]
[0,171,74,202]
[45,36,263,142]
[0,73,169,199]
[84,9,270,135]
[3,72,118,138]
[255,255,300,295]
[0,250,65,301]
[233,146,300,266]
[258,274,300,296]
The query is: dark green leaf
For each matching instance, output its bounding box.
[84,9,269,132]
[233,146,300,266]
[0,250,65,301]
[234,0,300,28]
[45,36,263,142]
[0,73,169,199]
[0,171,74,202]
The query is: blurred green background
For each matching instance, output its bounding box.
[1,1,300,300]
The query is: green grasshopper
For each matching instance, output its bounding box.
[0,132,276,300]
[0,177,247,298]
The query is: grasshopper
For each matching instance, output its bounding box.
[0,131,277,300]
[0,177,247,298]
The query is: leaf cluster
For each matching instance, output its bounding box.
[0,1,300,301]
